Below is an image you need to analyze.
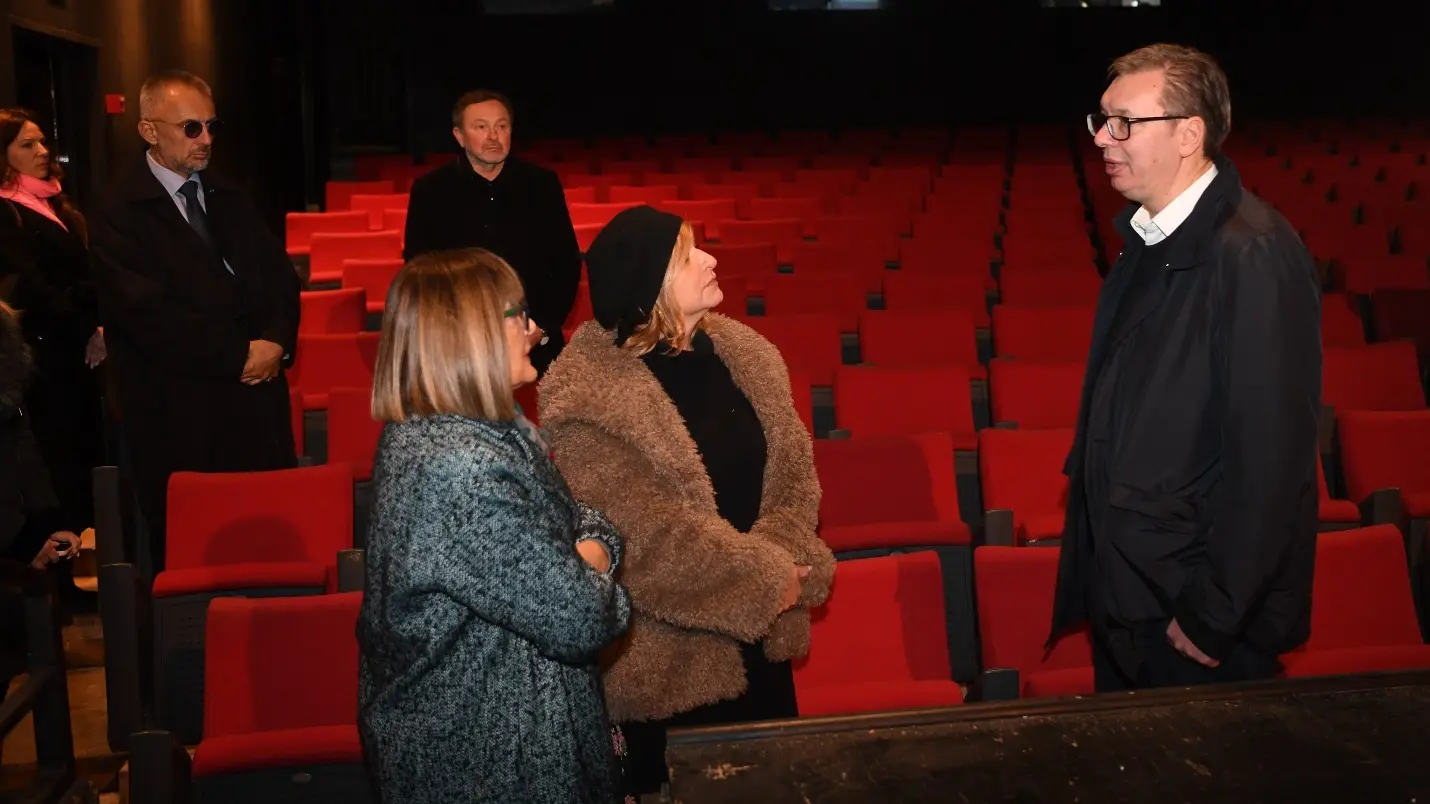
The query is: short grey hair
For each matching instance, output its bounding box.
[139,70,213,119]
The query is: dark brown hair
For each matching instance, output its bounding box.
[450,89,514,128]
[0,108,86,244]
[1110,44,1232,159]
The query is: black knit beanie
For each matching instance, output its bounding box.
[584,205,683,346]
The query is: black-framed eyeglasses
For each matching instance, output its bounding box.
[1086,113,1188,141]
[147,118,224,139]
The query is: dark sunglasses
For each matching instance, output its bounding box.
[150,118,224,139]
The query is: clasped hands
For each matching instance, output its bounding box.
[241,339,285,385]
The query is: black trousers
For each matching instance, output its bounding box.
[620,641,798,797]
[1092,620,1281,693]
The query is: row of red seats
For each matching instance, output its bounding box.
[142,522,1427,801]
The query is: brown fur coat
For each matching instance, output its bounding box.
[539,315,834,723]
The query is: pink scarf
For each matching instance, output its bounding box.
[0,174,67,231]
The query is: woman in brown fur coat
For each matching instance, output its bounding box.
[540,206,835,798]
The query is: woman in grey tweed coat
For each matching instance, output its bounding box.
[357,249,632,804]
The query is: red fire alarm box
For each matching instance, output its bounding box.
[104,94,125,115]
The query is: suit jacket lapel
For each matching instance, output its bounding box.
[123,155,231,274]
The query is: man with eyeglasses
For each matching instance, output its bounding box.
[1048,44,1321,693]
[89,70,300,575]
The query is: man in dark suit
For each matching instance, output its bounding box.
[89,70,300,574]
[1049,44,1321,691]
[402,89,580,373]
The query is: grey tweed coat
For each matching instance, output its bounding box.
[357,413,631,804]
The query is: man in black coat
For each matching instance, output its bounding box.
[89,71,299,574]
[402,89,581,373]
[1050,44,1321,691]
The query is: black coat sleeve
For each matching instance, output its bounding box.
[1172,231,1322,661]
[532,170,582,334]
[240,196,301,361]
[0,406,64,562]
[402,173,441,262]
[89,204,250,381]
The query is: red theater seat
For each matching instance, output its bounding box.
[190,593,366,801]
[794,552,964,716]
[1280,526,1430,678]
[814,433,971,553]
[148,463,358,744]
[975,546,1095,699]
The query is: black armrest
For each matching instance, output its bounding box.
[92,466,127,567]
[984,509,1016,547]
[965,668,1020,702]
[128,729,193,804]
[337,549,366,593]
[100,562,152,752]
[296,455,316,468]
[826,428,851,440]
[991,421,1018,430]
[1360,488,1407,530]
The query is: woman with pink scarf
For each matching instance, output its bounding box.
[0,108,104,613]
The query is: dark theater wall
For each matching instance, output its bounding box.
[0,0,305,227]
[314,0,1428,162]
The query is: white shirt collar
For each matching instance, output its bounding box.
[146,151,202,198]
[1129,164,1218,246]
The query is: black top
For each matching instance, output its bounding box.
[643,332,768,533]
[402,156,581,342]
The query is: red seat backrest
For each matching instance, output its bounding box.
[203,592,362,739]
[299,288,366,335]
[860,309,980,371]
[814,432,960,528]
[795,552,952,685]
[1298,525,1424,651]
[978,428,1075,529]
[166,462,355,571]
[1324,341,1426,412]
[745,314,842,387]
[987,357,1086,429]
[1337,409,1430,501]
[991,305,1095,361]
[975,546,1093,675]
[835,364,977,443]
[326,387,385,482]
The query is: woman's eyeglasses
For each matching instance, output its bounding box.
[148,118,224,139]
[503,301,533,329]
[504,300,548,344]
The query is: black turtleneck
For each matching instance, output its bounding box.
[642,331,768,533]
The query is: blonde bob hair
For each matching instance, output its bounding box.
[621,222,702,357]
[372,248,525,423]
